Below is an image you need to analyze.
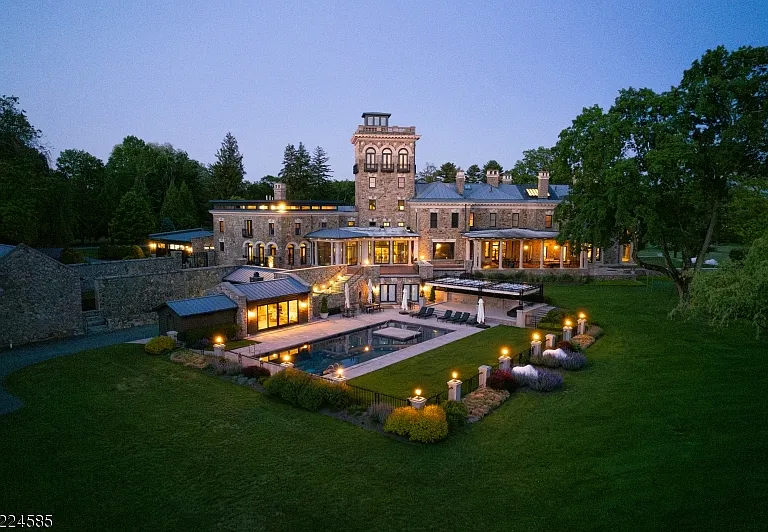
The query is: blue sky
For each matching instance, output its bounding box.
[3,0,767,181]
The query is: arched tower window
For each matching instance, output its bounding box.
[398,149,410,172]
[365,148,378,172]
[382,148,393,172]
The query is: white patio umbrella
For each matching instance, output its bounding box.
[477,297,485,324]
[401,286,409,312]
[367,279,374,304]
[344,282,351,310]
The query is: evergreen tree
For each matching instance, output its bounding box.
[279,142,313,199]
[109,187,156,243]
[310,146,332,197]
[482,160,503,176]
[158,216,176,233]
[465,164,483,183]
[159,180,196,229]
[435,162,458,182]
[56,149,106,241]
[210,132,245,199]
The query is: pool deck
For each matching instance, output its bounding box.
[230,307,490,378]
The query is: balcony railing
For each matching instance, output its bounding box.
[381,163,394,173]
[242,228,253,238]
[397,164,411,173]
[355,125,416,135]
[363,163,378,172]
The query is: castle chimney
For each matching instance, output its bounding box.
[486,169,499,188]
[455,170,465,195]
[537,170,550,199]
[272,182,286,201]
[501,172,512,185]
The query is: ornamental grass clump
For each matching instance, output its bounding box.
[384,405,448,443]
[559,352,587,370]
[144,336,176,355]
[512,365,563,391]
[169,350,209,369]
[462,387,510,422]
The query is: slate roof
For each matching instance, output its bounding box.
[305,227,418,239]
[412,182,570,203]
[223,266,280,283]
[0,244,16,259]
[148,228,213,243]
[163,294,238,317]
[230,276,310,302]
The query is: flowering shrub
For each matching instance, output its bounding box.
[512,365,564,391]
[462,387,510,422]
[367,402,394,424]
[487,370,518,392]
[144,336,176,355]
[529,350,562,368]
[169,350,210,369]
[384,406,449,443]
[441,400,469,432]
[531,348,587,370]
[559,352,587,370]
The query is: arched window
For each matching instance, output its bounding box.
[257,243,265,265]
[398,149,410,172]
[300,243,307,265]
[382,148,393,172]
[287,244,295,266]
[365,148,377,172]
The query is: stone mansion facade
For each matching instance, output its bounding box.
[209,112,633,277]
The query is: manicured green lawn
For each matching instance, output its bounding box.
[222,338,259,350]
[1,281,766,531]
[349,326,531,398]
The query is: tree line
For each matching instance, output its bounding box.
[0,101,353,246]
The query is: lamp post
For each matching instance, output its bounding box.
[213,335,225,357]
[499,347,511,371]
[563,320,573,342]
[448,372,462,401]
[531,332,542,358]
[577,312,587,335]
[409,388,426,410]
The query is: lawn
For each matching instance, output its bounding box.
[1,281,766,531]
[349,326,531,398]
[221,338,259,350]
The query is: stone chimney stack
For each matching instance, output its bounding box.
[537,170,550,199]
[486,169,500,188]
[273,182,286,201]
[455,170,465,195]
[501,173,512,185]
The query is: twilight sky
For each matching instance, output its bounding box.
[3,1,767,181]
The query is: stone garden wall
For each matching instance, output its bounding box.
[72,255,180,290]
[95,265,238,329]
[0,245,84,347]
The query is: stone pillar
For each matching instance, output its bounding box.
[478,365,492,388]
[448,378,462,401]
[497,241,503,269]
[498,355,511,371]
[539,241,544,269]
[516,309,526,328]
[213,342,225,357]
[314,242,319,265]
[531,339,542,358]
[577,318,587,335]
[559,246,564,269]
[519,240,524,269]
[545,334,556,349]
[580,249,588,269]
[563,325,573,342]
[167,330,178,344]
[407,239,412,264]
[409,395,426,410]
[465,240,470,263]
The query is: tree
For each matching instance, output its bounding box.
[720,186,768,245]
[508,146,556,184]
[309,146,332,194]
[210,132,245,199]
[417,162,438,183]
[325,179,355,204]
[56,149,106,241]
[465,164,483,183]
[159,180,196,230]
[245,175,279,200]
[554,46,768,302]
[689,231,768,337]
[279,142,313,200]
[482,160,503,176]
[158,216,176,233]
[109,187,156,243]
[435,162,458,182]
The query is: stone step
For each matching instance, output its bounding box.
[86,324,110,335]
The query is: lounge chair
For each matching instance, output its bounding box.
[409,307,427,318]
[417,307,435,319]
[465,315,478,327]
[436,310,453,322]
[454,313,470,325]
[448,312,468,324]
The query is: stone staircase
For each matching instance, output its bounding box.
[312,273,351,297]
[83,309,109,335]
[525,303,555,328]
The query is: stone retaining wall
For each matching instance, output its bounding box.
[72,256,180,290]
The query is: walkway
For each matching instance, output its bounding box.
[230,307,488,379]
[0,324,158,415]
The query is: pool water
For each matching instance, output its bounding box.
[259,320,452,375]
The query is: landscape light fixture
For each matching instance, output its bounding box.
[532,332,540,341]
[451,371,458,380]
[414,388,422,398]
[500,347,509,356]
[214,336,224,345]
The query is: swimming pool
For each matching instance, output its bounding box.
[258,320,453,375]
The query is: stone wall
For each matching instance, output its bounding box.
[290,264,347,289]
[0,244,84,347]
[212,283,249,339]
[94,265,238,329]
[72,255,180,290]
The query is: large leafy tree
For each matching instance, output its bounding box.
[555,46,768,302]
[109,186,156,243]
[159,180,197,230]
[56,149,106,241]
[508,146,558,184]
[434,162,459,182]
[482,160,503,175]
[210,132,245,199]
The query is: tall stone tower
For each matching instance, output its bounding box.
[351,112,420,228]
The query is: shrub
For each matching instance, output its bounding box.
[126,245,145,259]
[586,325,604,339]
[298,380,327,411]
[540,309,571,329]
[242,365,272,379]
[367,402,394,424]
[529,368,564,392]
[144,336,176,355]
[384,407,420,436]
[555,340,573,351]
[60,248,85,264]
[211,357,242,376]
[560,352,588,370]
[529,351,561,368]
[320,296,329,314]
[441,400,468,432]
[262,369,357,411]
[569,335,592,350]
[180,324,238,346]
[729,248,746,262]
[487,370,518,392]
[428,286,436,302]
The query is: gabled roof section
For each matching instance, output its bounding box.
[0,244,16,259]
[161,294,238,317]
[412,181,570,203]
[229,276,310,302]
[464,183,522,201]
[223,266,282,284]
[149,228,213,243]
[413,182,463,200]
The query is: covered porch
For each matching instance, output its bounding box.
[305,227,420,267]
[463,229,587,270]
